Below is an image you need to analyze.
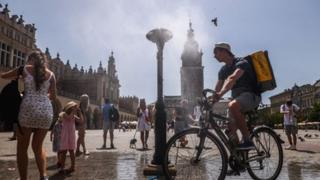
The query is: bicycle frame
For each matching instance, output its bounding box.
[197,108,269,165]
[205,110,238,154]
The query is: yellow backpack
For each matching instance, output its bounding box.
[245,51,277,93]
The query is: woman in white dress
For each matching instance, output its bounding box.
[136,99,151,149]
[1,50,56,180]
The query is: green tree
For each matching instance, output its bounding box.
[270,112,283,126]
[308,103,320,122]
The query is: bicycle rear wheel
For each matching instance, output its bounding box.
[247,127,283,180]
[163,128,228,180]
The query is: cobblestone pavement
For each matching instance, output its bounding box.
[0,129,319,179]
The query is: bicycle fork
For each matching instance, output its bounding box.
[193,129,207,163]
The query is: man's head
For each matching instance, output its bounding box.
[213,42,234,63]
[286,98,293,106]
[104,98,110,104]
[139,99,146,109]
[180,99,188,108]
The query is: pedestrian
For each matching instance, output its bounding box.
[167,110,175,133]
[136,99,151,149]
[193,105,201,124]
[93,108,99,129]
[50,114,63,168]
[1,58,32,140]
[76,94,90,156]
[86,106,92,129]
[174,99,193,147]
[280,98,300,150]
[59,101,83,173]
[101,98,115,149]
[50,98,62,131]
[1,50,57,180]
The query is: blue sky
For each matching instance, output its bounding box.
[4,0,320,104]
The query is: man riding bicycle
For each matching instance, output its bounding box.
[212,42,261,150]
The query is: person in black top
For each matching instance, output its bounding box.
[211,42,261,150]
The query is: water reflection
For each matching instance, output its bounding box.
[117,153,137,179]
[287,161,302,180]
[286,161,320,180]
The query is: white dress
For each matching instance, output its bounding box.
[18,67,53,129]
[137,109,151,131]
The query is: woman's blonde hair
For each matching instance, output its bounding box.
[27,50,47,91]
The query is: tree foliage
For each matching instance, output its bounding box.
[308,103,320,122]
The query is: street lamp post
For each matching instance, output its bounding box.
[143,28,172,175]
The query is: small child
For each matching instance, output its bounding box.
[59,101,83,173]
[50,116,63,168]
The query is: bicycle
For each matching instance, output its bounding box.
[163,89,283,180]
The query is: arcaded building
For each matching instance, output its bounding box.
[118,96,139,123]
[46,50,120,106]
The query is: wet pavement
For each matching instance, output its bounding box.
[0,129,319,179]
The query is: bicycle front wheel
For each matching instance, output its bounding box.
[163,128,228,180]
[247,127,283,180]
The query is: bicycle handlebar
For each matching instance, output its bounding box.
[200,89,216,110]
[202,89,216,99]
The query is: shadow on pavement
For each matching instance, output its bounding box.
[96,147,117,150]
[0,154,15,157]
[136,148,152,151]
[49,171,72,180]
[47,164,59,171]
[294,149,316,154]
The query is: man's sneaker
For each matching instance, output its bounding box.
[75,151,82,157]
[285,145,292,150]
[290,145,296,150]
[40,176,49,180]
[110,144,115,149]
[84,151,90,155]
[101,144,106,149]
[236,140,255,151]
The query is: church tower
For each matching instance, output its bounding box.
[106,51,120,105]
[180,21,204,107]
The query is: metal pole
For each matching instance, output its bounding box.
[144,29,172,176]
[152,41,166,165]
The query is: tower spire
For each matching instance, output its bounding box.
[188,19,194,39]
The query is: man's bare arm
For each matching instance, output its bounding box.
[214,80,224,92]
[217,68,244,98]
